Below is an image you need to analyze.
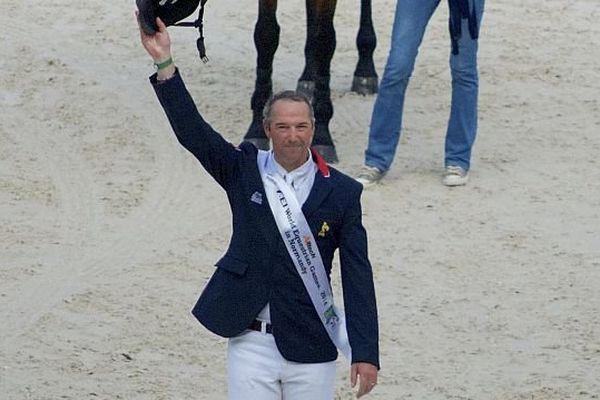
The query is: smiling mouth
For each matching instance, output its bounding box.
[285,143,306,148]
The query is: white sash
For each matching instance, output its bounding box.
[257,152,352,361]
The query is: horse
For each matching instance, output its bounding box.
[243,0,378,163]
[136,0,378,163]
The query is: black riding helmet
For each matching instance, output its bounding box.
[136,0,200,34]
[136,0,209,62]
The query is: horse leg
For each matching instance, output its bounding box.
[352,0,378,95]
[297,0,317,100]
[311,0,338,163]
[243,0,280,150]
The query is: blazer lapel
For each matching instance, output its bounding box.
[302,171,333,218]
[244,155,284,254]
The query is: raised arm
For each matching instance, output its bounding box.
[136,13,242,189]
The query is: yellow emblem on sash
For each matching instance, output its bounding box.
[318,222,330,237]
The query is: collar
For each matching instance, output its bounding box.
[310,147,330,178]
[262,147,330,178]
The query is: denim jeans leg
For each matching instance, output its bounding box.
[445,0,485,170]
[364,0,440,172]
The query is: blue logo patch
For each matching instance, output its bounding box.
[250,191,263,205]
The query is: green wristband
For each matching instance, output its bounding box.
[154,57,173,71]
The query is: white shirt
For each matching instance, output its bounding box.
[256,149,318,323]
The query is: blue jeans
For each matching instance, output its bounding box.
[365,0,485,172]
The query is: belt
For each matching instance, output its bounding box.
[249,319,273,334]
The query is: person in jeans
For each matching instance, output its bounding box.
[356,0,485,187]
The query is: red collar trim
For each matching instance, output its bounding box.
[310,147,330,178]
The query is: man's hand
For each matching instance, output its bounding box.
[350,362,378,398]
[136,12,175,79]
[137,12,171,61]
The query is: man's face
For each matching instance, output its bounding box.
[264,99,314,167]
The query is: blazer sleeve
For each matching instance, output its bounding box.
[338,183,380,369]
[150,70,239,190]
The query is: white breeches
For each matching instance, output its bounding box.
[227,330,336,400]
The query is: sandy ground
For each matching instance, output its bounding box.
[1,0,599,399]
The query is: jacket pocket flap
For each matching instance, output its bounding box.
[215,254,248,276]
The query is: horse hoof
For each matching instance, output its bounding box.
[244,118,269,149]
[243,137,270,150]
[296,80,315,101]
[351,76,378,95]
[312,145,338,164]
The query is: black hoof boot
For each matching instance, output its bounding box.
[296,80,315,101]
[312,123,338,164]
[244,137,270,150]
[243,118,270,150]
[312,144,338,164]
[351,76,378,95]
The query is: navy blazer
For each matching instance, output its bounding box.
[152,71,379,368]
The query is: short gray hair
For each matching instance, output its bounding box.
[262,90,314,123]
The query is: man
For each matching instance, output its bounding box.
[356,0,485,187]
[138,15,379,399]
